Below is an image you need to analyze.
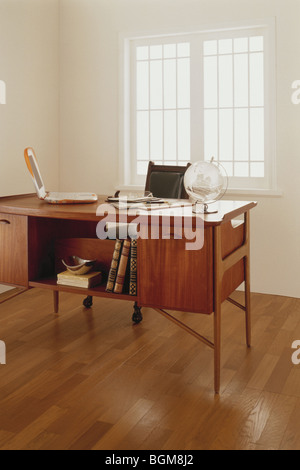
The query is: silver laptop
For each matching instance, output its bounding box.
[24,147,98,204]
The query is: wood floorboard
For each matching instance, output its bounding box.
[0,288,299,450]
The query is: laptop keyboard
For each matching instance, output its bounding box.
[47,192,96,200]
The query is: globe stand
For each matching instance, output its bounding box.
[192,202,218,214]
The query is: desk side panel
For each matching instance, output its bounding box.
[0,213,28,287]
[138,226,214,314]
[221,221,245,301]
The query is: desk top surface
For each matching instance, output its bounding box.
[0,194,257,226]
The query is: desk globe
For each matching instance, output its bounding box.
[184,158,228,214]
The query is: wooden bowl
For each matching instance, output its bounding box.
[62,256,96,275]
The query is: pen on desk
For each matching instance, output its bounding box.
[144,200,168,205]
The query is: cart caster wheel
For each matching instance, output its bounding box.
[83,296,93,308]
[132,302,143,324]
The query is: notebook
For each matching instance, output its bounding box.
[24,147,98,204]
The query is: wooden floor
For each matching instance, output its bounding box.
[0,288,300,450]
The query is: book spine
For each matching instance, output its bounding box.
[129,239,137,296]
[106,239,123,292]
[114,239,131,294]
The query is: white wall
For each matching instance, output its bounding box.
[0,0,298,299]
[0,0,60,294]
[0,0,60,197]
[59,0,300,299]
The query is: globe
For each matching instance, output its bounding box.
[184,158,228,213]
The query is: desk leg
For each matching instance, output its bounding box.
[53,291,59,314]
[214,301,221,395]
[244,211,251,348]
[245,259,251,347]
[213,225,222,395]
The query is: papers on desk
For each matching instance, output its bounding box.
[110,201,169,211]
[107,192,178,210]
[137,201,192,211]
[107,197,192,211]
[107,195,164,204]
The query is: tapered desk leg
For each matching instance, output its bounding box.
[244,212,251,348]
[53,291,59,314]
[214,301,221,395]
[213,225,223,395]
[245,261,251,347]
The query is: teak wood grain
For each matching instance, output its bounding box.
[0,213,28,287]
[0,194,256,226]
[138,226,214,314]
[55,238,117,282]
[0,193,257,394]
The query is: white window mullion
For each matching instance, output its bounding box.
[217,42,220,164]
[162,54,165,164]
[191,37,203,165]
[232,43,235,174]
[247,38,251,179]
[148,50,151,166]
[132,42,138,184]
[176,44,179,165]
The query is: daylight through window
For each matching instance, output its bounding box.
[123,20,275,191]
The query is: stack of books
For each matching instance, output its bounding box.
[57,270,102,288]
[106,238,137,295]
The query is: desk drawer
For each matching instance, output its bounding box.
[0,213,28,287]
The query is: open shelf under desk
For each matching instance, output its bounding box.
[28,278,137,302]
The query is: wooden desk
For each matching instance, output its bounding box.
[0,194,257,393]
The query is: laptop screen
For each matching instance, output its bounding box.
[29,154,44,191]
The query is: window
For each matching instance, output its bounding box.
[120,19,276,192]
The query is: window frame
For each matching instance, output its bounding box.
[119,18,277,195]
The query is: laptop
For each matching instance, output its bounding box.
[24,147,98,204]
